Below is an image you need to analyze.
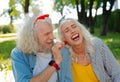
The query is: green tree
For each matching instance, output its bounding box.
[100,0,115,36]
[54,0,115,36]
[54,0,75,16]
[19,0,31,14]
[88,0,101,34]
[0,0,20,24]
[9,0,20,24]
[108,9,120,32]
[54,0,101,34]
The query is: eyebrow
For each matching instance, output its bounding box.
[71,24,76,27]
[64,23,76,29]
[62,23,76,31]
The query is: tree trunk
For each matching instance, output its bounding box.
[10,16,13,24]
[75,0,80,22]
[24,0,30,14]
[89,0,94,34]
[80,0,87,25]
[100,0,115,36]
[8,9,13,24]
[101,13,108,36]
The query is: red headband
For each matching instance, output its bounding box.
[34,14,49,24]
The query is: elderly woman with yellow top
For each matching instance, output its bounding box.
[58,18,120,82]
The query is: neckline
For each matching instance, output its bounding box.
[72,62,91,67]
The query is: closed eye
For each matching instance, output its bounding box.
[72,24,77,28]
[64,28,69,33]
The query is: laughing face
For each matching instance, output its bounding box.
[35,21,54,52]
[61,20,83,47]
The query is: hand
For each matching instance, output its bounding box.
[51,42,65,65]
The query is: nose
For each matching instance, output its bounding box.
[70,28,75,34]
[49,33,54,40]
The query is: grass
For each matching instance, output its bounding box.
[0,33,16,71]
[0,40,15,68]
[93,30,120,63]
[101,35,120,63]
[0,40,16,60]
[0,31,120,71]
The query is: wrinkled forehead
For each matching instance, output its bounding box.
[60,20,76,30]
[34,21,53,33]
[35,20,51,27]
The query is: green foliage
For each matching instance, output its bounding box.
[94,0,101,9]
[108,9,120,32]
[53,0,65,14]
[0,60,12,71]
[9,0,20,18]
[95,9,120,33]
[0,40,16,71]
[9,0,15,7]
[0,27,2,33]
[94,15,101,28]
[0,40,16,60]
[0,24,15,34]
[2,26,11,34]
[53,0,75,15]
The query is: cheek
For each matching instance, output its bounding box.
[37,36,43,43]
[64,33,71,40]
[37,35,45,42]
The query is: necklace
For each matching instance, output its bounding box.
[69,48,90,66]
[77,55,90,66]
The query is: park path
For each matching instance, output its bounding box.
[0,33,16,42]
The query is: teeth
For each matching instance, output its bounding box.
[47,41,52,43]
[72,34,79,39]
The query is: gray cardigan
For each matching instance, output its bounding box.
[88,38,120,82]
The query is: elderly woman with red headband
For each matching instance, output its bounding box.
[11,14,72,82]
[58,18,120,82]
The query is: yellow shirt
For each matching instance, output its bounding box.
[72,62,99,82]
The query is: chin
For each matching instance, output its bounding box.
[72,41,82,46]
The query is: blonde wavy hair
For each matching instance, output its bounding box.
[16,15,52,54]
[58,18,95,56]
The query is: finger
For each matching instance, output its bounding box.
[54,42,65,49]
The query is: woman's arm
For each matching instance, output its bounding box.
[99,39,120,82]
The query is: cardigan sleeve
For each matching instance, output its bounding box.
[98,38,120,82]
[11,48,32,82]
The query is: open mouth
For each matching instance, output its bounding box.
[71,33,79,41]
[47,41,53,45]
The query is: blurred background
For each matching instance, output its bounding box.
[0,0,120,82]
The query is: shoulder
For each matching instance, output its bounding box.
[11,47,30,60]
[91,37,105,47]
[11,47,22,57]
[92,37,104,44]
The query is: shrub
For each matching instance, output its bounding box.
[108,9,120,32]
[0,27,2,33]
[0,24,15,34]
